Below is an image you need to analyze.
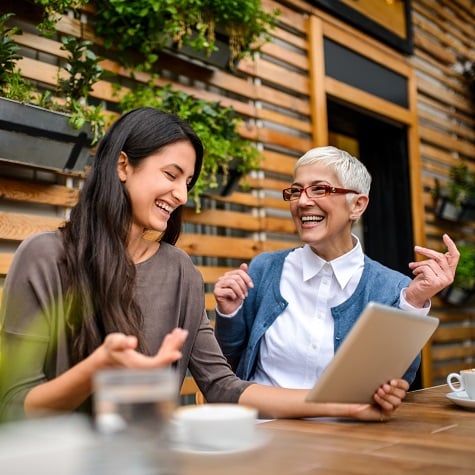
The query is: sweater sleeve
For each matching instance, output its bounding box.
[0,232,68,422]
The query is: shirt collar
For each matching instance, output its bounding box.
[301,235,364,289]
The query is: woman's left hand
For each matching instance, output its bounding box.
[405,233,460,308]
[349,378,409,422]
[102,328,188,369]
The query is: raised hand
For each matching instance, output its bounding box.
[213,263,254,315]
[405,234,460,308]
[101,328,188,369]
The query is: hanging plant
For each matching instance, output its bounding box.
[31,0,90,35]
[455,59,475,96]
[0,14,109,172]
[433,160,475,222]
[93,0,279,71]
[439,242,475,305]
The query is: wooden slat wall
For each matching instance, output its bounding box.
[0,0,304,318]
[1,0,474,387]
[410,0,475,385]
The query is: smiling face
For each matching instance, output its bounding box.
[117,140,196,239]
[290,162,368,261]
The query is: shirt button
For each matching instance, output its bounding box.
[312,343,318,350]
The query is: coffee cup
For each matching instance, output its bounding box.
[172,403,258,451]
[447,369,475,399]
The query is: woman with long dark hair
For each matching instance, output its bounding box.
[1,109,408,422]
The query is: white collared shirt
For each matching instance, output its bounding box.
[249,237,428,389]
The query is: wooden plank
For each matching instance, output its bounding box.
[14,32,67,58]
[205,293,217,312]
[256,128,312,154]
[255,84,311,116]
[420,144,469,167]
[418,110,475,143]
[183,208,261,232]
[256,108,312,135]
[245,175,293,192]
[0,212,64,242]
[417,76,473,115]
[325,77,415,126]
[413,31,457,65]
[418,95,475,129]
[417,0,475,44]
[419,125,475,157]
[264,216,296,234]
[260,41,308,71]
[262,0,307,35]
[0,178,79,207]
[262,196,291,211]
[196,266,236,283]
[406,66,427,255]
[432,326,475,343]
[261,239,300,252]
[206,191,261,208]
[432,362,475,380]
[239,57,309,94]
[413,2,473,50]
[308,15,328,145]
[431,344,475,361]
[177,234,262,259]
[261,150,296,176]
[268,24,308,51]
[0,253,13,275]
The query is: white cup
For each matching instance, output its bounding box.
[172,403,258,451]
[447,369,475,399]
[93,368,179,438]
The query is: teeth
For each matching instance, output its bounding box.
[301,216,323,222]
[155,200,173,213]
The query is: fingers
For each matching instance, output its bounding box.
[214,263,254,313]
[373,379,408,411]
[104,332,138,352]
[153,328,188,366]
[102,328,188,369]
[412,234,459,271]
[406,234,460,305]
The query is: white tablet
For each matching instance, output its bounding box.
[305,302,439,404]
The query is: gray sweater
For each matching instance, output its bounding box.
[0,231,251,422]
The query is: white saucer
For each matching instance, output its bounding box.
[446,391,475,409]
[171,431,270,456]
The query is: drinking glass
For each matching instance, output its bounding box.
[93,367,179,439]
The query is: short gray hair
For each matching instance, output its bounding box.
[295,146,371,196]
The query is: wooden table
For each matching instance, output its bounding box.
[177,385,475,475]
[1,385,473,474]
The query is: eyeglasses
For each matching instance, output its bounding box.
[282,184,359,201]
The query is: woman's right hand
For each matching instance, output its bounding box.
[99,327,188,369]
[213,263,254,315]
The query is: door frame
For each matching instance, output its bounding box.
[307,15,431,387]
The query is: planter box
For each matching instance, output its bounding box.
[0,97,93,173]
[209,168,242,197]
[435,195,475,223]
[165,31,238,71]
[439,285,474,306]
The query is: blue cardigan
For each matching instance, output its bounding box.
[215,247,420,385]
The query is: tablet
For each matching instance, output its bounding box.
[305,302,439,404]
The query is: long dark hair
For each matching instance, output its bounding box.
[61,107,203,363]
